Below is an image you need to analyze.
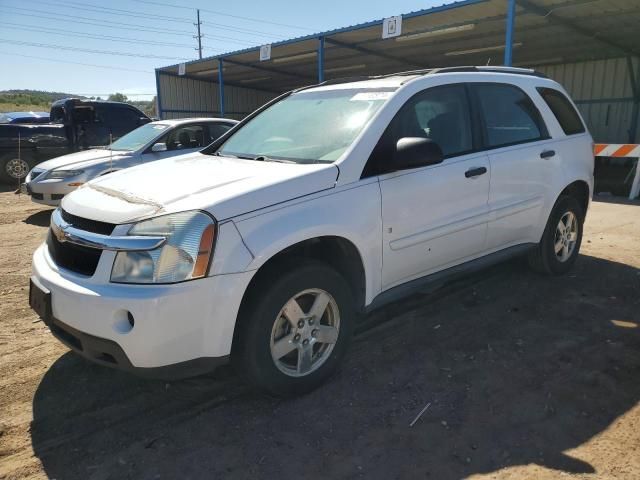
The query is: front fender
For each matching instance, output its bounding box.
[233,180,383,305]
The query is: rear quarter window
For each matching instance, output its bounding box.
[537,87,585,135]
[473,83,548,149]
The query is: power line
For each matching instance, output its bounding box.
[0,50,154,74]
[10,1,295,41]
[3,23,224,51]
[131,0,317,32]
[0,39,191,60]
[26,0,194,24]
[5,8,268,47]
[3,7,194,36]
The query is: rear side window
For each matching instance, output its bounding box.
[537,87,585,135]
[473,83,547,148]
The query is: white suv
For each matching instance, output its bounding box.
[29,67,594,396]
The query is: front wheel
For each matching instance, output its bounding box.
[233,262,355,397]
[528,195,584,275]
[0,157,30,184]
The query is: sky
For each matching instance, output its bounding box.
[0,0,451,100]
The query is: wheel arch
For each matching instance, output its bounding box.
[231,235,367,353]
[558,179,590,216]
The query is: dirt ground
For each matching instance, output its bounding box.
[0,186,639,480]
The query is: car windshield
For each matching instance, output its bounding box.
[109,123,170,151]
[217,88,394,163]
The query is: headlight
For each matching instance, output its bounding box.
[110,211,216,284]
[46,169,84,179]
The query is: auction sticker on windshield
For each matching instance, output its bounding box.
[350,91,393,101]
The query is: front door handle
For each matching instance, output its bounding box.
[540,150,556,159]
[465,166,487,178]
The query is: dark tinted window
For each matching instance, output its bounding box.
[537,87,585,135]
[363,84,472,176]
[208,123,233,140]
[157,124,207,151]
[474,84,547,148]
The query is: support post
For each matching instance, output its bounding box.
[318,36,325,83]
[504,0,516,66]
[155,69,163,119]
[218,58,225,118]
[195,9,203,60]
[627,56,640,143]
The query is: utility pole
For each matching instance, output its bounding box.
[194,9,203,59]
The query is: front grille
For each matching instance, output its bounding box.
[32,193,44,200]
[51,194,64,201]
[60,209,115,235]
[47,231,102,276]
[47,209,115,276]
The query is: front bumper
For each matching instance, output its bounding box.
[24,178,81,206]
[31,243,254,378]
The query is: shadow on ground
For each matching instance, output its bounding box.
[24,209,54,227]
[593,194,639,206]
[31,254,640,479]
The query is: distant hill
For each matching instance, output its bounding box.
[0,90,156,117]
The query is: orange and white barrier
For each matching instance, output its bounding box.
[594,144,640,200]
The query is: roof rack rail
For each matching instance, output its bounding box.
[296,66,549,92]
[429,66,549,78]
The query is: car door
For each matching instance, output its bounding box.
[372,84,491,290]
[470,83,555,250]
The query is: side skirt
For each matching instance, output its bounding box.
[365,243,536,314]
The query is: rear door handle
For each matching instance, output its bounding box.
[465,166,487,178]
[540,150,556,159]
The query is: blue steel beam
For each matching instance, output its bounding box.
[218,58,225,118]
[318,36,325,83]
[504,0,516,66]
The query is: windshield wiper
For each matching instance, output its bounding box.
[213,151,254,160]
[253,155,296,164]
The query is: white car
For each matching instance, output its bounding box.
[29,67,594,396]
[23,118,237,206]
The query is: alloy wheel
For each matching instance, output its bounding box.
[554,211,578,262]
[6,158,29,179]
[269,288,340,377]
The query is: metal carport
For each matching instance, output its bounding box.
[156,0,640,144]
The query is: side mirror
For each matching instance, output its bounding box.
[394,137,444,170]
[151,142,167,152]
[138,117,151,126]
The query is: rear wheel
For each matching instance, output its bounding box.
[233,261,355,397]
[528,195,584,275]
[0,157,30,184]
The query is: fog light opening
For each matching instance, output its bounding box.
[113,309,135,334]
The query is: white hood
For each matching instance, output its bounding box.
[35,149,132,171]
[62,153,339,224]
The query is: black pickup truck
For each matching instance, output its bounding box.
[0,98,151,183]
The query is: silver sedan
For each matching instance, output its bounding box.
[24,117,237,206]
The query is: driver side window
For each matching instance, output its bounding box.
[363,84,473,177]
[156,125,206,151]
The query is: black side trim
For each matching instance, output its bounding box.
[47,317,228,380]
[365,244,535,313]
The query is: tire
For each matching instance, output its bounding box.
[0,156,31,184]
[233,261,355,397]
[528,195,584,275]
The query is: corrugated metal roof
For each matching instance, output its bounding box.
[158,0,640,93]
